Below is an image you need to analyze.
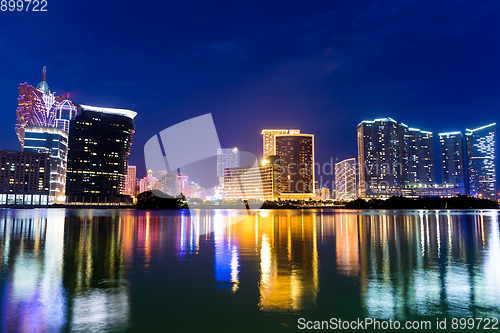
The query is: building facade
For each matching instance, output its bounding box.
[124,165,137,195]
[401,126,435,185]
[357,118,403,197]
[335,158,357,201]
[262,129,289,159]
[275,131,314,196]
[23,126,69,204]
[224,161,280,200]
[66,105,136,203]
[15,67,77,204]
[439,132,466,189]
[465,123,496,200]
[0,150,51,206]
[15,66,76,148]
[217,148,240,185]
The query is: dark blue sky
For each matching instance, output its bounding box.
[1,0,499,184]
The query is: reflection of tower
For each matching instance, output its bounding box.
[214,213,240,292]
[258,213,319,312]
[64,210,130,331]
[0,210,67,332]
[335,214,360,276]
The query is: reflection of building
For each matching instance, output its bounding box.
[358,212,498,319]
[439,132,466,189]
[357,118,403,197]
[257,213,319,312]
[401,126,435,185]
[224,158,280,200]
[335,214,360,277]
[124,165,137,195]
[335,158,357,201]
[0,150,51,206]
[66,104,136,203]
[216,148,240,185]
[23,126,68,204]
[275,131,314,197]
[214,214,239,292]
[63,210,130,331]
[465,124,496,200]
[0,211,67,331]
[262,129,288,159]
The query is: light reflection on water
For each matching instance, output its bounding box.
[0,208,499,332]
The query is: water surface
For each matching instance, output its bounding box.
[0,208,499,332]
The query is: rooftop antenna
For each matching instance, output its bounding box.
[42,66,47,82]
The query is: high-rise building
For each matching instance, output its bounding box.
[139,169,160,194]
[124,165,137,195]
[15,67,77,204]
[15,66,76,148]
[216,148,240,185]
[23,126,69,204]
[275,131,314,197]
[465,123,496,200]
[0,150,51,206]
[400,126,435,185]
[66,104,136,203]
[262,129,289,159]
[357,118,403,197]
[335,158,357,201]
[224,158,280,200]
[439,132,466,189]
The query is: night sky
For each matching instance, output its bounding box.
[1,0,499,187]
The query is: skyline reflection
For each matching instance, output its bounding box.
[0,208,499,331]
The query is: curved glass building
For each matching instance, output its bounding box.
[66,104,136,203]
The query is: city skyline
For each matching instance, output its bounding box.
[0,1,498,188]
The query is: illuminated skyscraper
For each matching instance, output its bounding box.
[401,126,435,185]
[66,104,136,203]
[465,123,496,200]
[124,165,137,195]
[335,158,357,201]
[262,129,289,159]
[357,118,403,197]
[439,132,465,189]
[15,67,76,204]
[216,148,240,185]
[15,66,76,147]
[23,127,68,204]
[275,131,314,197]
